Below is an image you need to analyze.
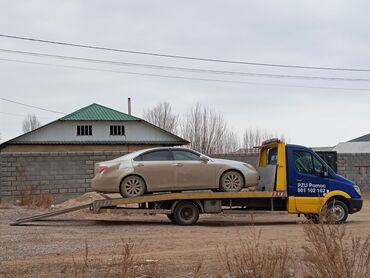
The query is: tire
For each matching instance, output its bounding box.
[167,214,175,222]
[119,175,146,198]
[325,200,349,224]
[173,201,200,226]
[220,171,244,192]
[304,213,320,224]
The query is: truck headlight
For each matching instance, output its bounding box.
[353,185,362,196]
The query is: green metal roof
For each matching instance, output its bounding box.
[60,103,140,121]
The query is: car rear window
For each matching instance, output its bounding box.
[134,150,171,161]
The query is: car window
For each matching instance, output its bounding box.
[293,151,314,174]
[172,150,202,161]
[313,155,324,175]
[134,150,171,161]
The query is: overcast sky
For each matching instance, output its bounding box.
[1,1,370,147]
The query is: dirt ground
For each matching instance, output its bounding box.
[0,194,369,278]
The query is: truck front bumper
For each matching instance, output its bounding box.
[348,198,363,214]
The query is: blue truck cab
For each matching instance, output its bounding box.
[259,139,363,223]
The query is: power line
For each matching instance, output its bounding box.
[1,58,370,92]
[0,97,66,114]
[0,111,54,119]
[1,33,370,72]
[1,48,370,82]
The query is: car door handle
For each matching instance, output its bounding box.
[137,163,144,167]
[173,163,183,167]
[297,179,303,182]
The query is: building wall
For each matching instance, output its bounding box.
[0,143,167,153]
[12,120,182,143]
[337,153,370,191]
[0,151,128,202]
[0,151,369,202]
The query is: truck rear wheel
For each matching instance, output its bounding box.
[173,201,200,226]
[167,214,175,222]
[326,200,349,224]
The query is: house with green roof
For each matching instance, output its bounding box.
[0,103,188,152]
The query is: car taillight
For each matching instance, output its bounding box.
[97,166,108,173]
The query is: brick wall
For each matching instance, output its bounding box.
[0,151,369,202]
[0,151,128,201]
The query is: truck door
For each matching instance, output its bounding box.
[287,149,329,213]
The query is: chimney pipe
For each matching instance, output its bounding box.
[128,97,132,115]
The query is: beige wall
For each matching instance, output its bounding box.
[0,144,170,153]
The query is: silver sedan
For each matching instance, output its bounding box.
[91,147,259,198]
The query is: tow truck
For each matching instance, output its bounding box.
[11,139,363,226]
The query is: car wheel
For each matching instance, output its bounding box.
[120,175,146,198]
[325,200,349,224]
[173,201,200,226]
[220,171,244,192]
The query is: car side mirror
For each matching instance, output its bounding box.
[200,155,209,163]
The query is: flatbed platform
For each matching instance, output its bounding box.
[11,190,288,226]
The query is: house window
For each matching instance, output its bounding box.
[77,125,92,136]
[110,125,125,136]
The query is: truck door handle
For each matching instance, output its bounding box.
[173,163,183,167]
[297,179,303,182]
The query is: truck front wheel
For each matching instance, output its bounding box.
[173,201,200,226]
[326,200,349,224]
[304,213,319,224]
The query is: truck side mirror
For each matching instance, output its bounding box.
[322,166,330,178]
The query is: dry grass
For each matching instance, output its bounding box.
[19,185,54,209]
[303,221,370,278]
[65,239,161,278]
[0,202,12,209]
[220,228,292,278]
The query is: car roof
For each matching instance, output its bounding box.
[137,146,198,153]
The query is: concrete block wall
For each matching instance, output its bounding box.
[211,153,259,168]
[337,153,370,191]
[0,151,128,201]
[0,151,369,202]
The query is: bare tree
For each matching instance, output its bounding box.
[180,103,239,154]
[143,101,178,134]
[242,128,288,152]
[22,114,41,133]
